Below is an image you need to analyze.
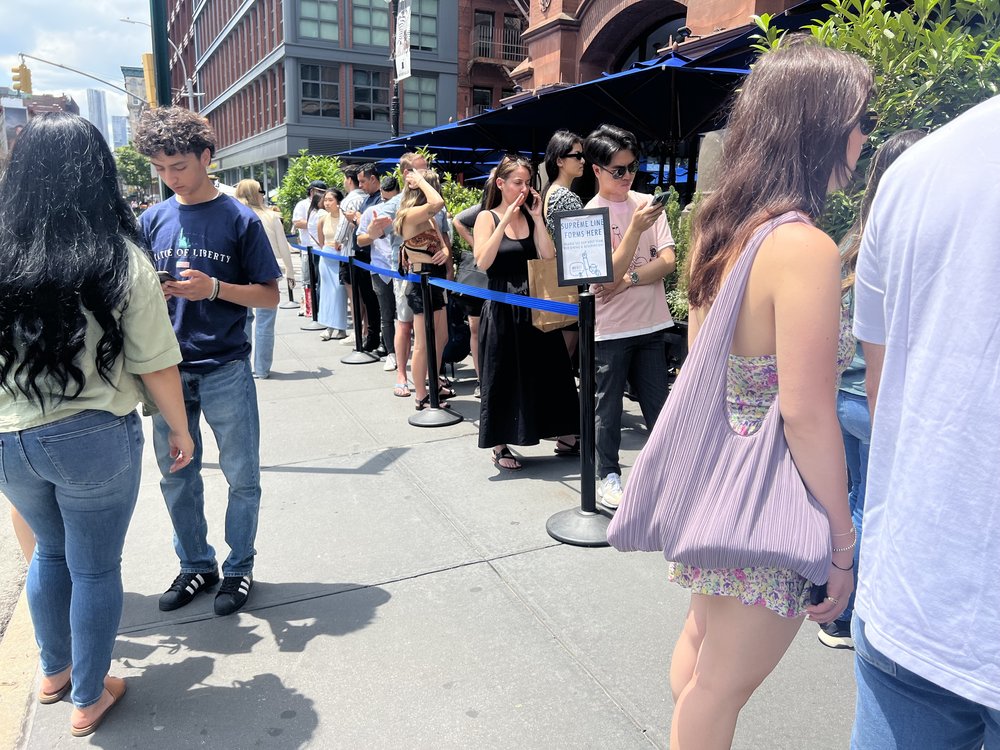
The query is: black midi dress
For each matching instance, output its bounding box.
[478,210,580,448]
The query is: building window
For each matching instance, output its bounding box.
[403,75,436,129]
[502,14,526,62]
[352,0,390,47]
[410,0,437,52]
[473,11,494,58]
[471,86,492,115]
[353,67,390,122]
[301,63,340,118]
[300,0,339,41]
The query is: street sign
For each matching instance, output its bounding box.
[394,0,411,83]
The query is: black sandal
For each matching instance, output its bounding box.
[492,446,522,471]
[554,437,581,457]
[415,395,450,412]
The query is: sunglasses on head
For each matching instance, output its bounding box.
[859,111,877,136]
[597,160,639,180]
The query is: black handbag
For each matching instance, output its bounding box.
[455,251,488,289]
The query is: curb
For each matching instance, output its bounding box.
[0,588,36,750]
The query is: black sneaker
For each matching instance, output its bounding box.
[214,574,253,616]
[818,620,854,650]
[158,570,220,611]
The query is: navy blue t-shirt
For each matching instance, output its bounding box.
[140,194,280,372]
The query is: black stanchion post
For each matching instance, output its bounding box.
[546,289,610,546]
[300,247,326,331]
[279,277,298,309]
[341,257,379,364]
[409,270,463,427]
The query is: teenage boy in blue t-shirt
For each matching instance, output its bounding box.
[135,107,280,616]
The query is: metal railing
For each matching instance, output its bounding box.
[471,24,525,63]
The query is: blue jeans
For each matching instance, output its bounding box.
[0,410,143,708]
[852,617,1000,749]
[837,389,870,624]
[594,330,668,479]
[245,307,277,379]
[152,359,261,577]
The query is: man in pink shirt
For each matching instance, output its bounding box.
[583,125,676,508]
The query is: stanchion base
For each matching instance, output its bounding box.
[340,350,380,365]
[300,321,326,331]
[279,301,299,309]
[408,407,464,428]
[546,508,611,547]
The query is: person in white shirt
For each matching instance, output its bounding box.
[852,94,1000,748]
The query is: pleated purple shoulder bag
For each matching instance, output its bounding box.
[607,211,831,585]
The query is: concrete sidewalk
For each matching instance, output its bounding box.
[10,302,856,749]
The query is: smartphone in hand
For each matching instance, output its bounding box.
[651,192,670,208]
[523,191,536,209]
[157,270,178,284]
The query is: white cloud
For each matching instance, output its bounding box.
[1,0,151,117]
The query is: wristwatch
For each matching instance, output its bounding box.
[628,270,640,286]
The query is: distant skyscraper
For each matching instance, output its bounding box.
[121,66,145,146]
[85,89,112,145]
[111,115,129,149]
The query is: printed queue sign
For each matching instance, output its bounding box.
[552,208,614,287]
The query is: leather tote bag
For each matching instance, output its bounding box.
[607,211,832,584]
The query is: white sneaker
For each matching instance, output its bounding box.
[597,473,624,509]
[383,353,397,372]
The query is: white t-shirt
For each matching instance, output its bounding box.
[853,94,1000,711]
[584,191,674,341]
[292,198,312,247]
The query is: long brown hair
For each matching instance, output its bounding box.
[840,129,925,291]
[688,37,874,308]
[483,154,533,210]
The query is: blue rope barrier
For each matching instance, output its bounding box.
[291,243,579,317]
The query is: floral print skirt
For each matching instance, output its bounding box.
[669,562,812,619]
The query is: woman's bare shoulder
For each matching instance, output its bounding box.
[758,222,839,272]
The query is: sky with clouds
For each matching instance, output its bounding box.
[1,0,153,122]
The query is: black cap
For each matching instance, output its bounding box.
[308,180,328,191]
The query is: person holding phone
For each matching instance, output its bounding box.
[583,125,676,509]
[473,154,579,471]
[0,113,192,737]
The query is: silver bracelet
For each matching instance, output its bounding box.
[208,277,220,301]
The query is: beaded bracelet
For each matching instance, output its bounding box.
[208,277,221,301]
[832,538,856,553]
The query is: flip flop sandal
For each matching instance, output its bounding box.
[70,680,127,738]
[492,447,523,471]
[393,383,411,397]
[38,677,72,705]
[554,438,581,457]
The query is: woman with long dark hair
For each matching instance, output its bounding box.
[541,130,586,359]
[473,154,579,470]
[316,188,349,340]
[0,113,192,737]
[666,39,873,747]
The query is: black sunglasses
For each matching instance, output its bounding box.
[859,111,877,136]
[562,151,585,160]
[597,159,639,180]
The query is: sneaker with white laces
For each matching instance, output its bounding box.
[158,570,220,611]
[597,473,624,509]
[383,353,397,372]
[214,574,253,616]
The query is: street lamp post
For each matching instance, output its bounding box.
[121,16,199,110]
[388,0,400,137]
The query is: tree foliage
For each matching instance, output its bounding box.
[114,145,153,197]
[754,0,1000,237]
[275,150,345,223]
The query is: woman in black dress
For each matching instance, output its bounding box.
[473,154,580,470]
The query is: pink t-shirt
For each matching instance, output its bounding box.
[586,191,674,341]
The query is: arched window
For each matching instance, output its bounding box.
[614,17,688,72]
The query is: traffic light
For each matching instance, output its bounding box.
[11,64,32,95]
[141,53,158,107]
